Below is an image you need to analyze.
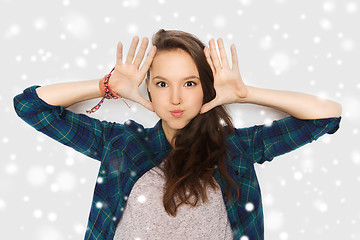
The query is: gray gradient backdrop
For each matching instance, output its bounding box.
[2,0,359,239]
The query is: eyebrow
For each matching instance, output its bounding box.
[152,75,200,81]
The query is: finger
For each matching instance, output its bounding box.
[204,47,215,74]
[209,39,222,72]
[125,36,140,64]
[230,44,239,71]
[217,38,230,69]
[139,46,157,75]
[116,41,123,66]
[133,37,149,68]
[135,95,154,112]
[200,98,218,114]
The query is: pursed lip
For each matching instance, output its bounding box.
[170,110,184,114]
[170,110,184,117]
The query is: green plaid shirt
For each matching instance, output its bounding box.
[14,86,341,240]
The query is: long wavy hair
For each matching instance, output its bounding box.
[146,29,240,217]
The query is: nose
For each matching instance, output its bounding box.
[171,87,181,105]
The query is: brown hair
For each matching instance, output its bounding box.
[147,29,239,216]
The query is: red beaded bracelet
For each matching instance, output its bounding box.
[86,67,130,114]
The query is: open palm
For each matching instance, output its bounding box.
[109,36,157,112]
[200,38,248,114]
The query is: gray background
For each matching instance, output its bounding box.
[1,0,359,239]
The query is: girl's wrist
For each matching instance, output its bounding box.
[86,68,130,114]
[236,85,253,104]
[99,78,106,97]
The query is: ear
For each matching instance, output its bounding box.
[145,78,152,102]
[145,78,150,92]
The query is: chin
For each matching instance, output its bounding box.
[167,120,188,130]
[162,117,193,132]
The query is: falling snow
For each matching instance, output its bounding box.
[266,210,284,231]
[47,212,57,222]
[351,151,360,165]
[5,163,18,174]
[97,177,104,183]
[245,202,255,212]
[56,172,77,191]
[319,18,332,30]
[96,202,103,209]
[293,171,303,181]
[214,15,227,28]
[3,0,359,239]
[269,52,292,75]
[260,35,273,50]
[27,166,47,186]
[0,199,6,211]
[314,199,328,213]
[34,209,43,218]
[137,194,147,204]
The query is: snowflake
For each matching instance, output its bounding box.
[294,171,303,181]
[279,231,289,240]
[351,151,360,165]
[48,212,57,222]
[269,52,291,75]
[346,2,358,13]
[137,195,147,204]
[74,223,85,234]
[96,202,103,209]
[266,210,284,231]
[0,198,6,210]
[214,15,227,28]
[45,165,55,174]
[34,209,43,218]
[56,171,76,192]
[27,166,47,186]
[260,35,272,49]
[319,18,332,30]
[23,196,30,202]
[245,202,254,212]
[323,2,336,12]
[50,184,59,192]
[314,199,328,212]
[5,163,18,174]
[97,177,104,184]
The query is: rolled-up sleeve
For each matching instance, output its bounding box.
[13,85,125,161]
[234,116,341,164]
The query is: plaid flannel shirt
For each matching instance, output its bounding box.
[13,86,341,240]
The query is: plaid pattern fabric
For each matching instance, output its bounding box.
[13,86,341,240]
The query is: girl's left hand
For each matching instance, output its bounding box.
[200,38,248,114]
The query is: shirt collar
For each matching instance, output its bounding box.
[147,119,172,153]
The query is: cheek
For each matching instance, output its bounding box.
[195,92,204,107]
[150,93,166,111]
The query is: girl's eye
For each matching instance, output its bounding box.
[156,81,168,87]
[185,81,197,87]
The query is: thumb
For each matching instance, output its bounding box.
[136,95,154,112]
[200,99,218,114]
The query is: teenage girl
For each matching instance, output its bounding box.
[14,29,342,240]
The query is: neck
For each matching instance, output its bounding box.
[161,121,176,148]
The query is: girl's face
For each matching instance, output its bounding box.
[147,49,204,143]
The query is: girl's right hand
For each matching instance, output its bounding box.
[108,36,157,112]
